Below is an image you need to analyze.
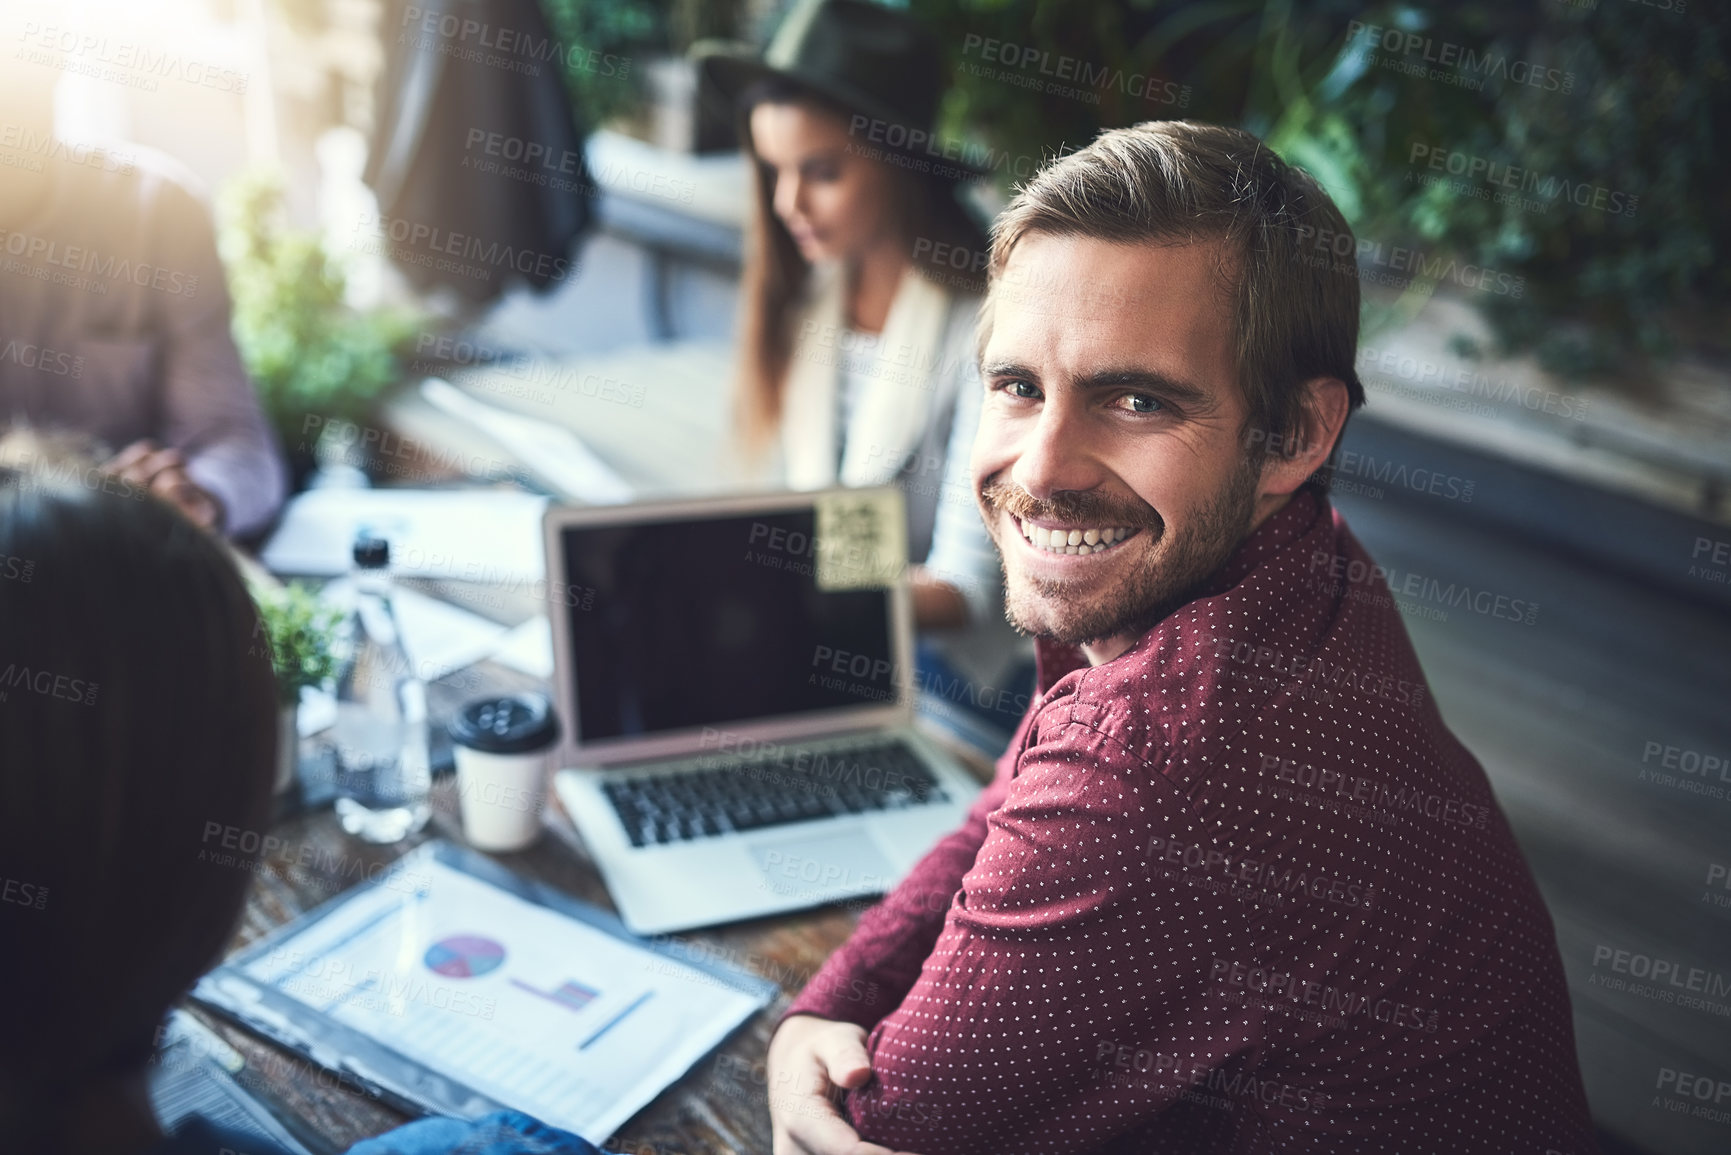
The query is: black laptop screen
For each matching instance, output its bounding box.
[559,508,900,742]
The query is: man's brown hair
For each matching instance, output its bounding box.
[978,120,1365,474]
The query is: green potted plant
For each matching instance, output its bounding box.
[218,170,424,488]
[251,581,343,793]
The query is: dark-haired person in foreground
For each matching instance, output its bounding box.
[0,450,602,1154]
[766,122,1595,1154]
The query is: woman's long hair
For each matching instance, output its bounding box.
[733,77,988,455]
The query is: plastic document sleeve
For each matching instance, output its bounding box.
[191,841,778,1144]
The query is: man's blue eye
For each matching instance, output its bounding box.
[1125,393,1165,413]
[1010,381,1039,398]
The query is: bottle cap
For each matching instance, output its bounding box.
[448,692,560,755]
[352,534,390,569]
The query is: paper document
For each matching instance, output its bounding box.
[261,488,548,582]
[421,377,634,505]
[148,1012,315,1155]
[492,614,555,679]
[206,849,771,1143]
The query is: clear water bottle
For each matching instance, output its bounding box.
[330,534,432,843]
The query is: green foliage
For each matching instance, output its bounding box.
[218,171,421,447]
[251,581,343,706]
[540,0,660,129]
[916,0,1272,182]
[538,0,744,131]
[913,0,1731,380]
[1269,1,1728,377]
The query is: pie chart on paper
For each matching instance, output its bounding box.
[423,934,507,978]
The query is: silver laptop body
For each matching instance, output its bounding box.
[544,487,982,935]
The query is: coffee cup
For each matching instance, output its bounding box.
[447,693,560,852]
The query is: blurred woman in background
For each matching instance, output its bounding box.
[698,0,1030,727]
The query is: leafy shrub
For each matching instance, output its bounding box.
[918,0,1730,381]
[218,171,422,452]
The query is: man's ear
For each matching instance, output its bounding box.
[1255,376,1352,502]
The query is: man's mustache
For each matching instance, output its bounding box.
[980,477,1163,534]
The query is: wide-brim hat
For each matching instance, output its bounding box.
[692,0,987,181]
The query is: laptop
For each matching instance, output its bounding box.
[546,486,983,935]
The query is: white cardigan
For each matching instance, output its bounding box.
[777,263,1028,694]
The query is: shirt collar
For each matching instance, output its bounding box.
[1033,488,1327,691]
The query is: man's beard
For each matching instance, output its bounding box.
[982,458,1261,648]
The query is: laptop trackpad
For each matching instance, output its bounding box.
[749,829,896,900]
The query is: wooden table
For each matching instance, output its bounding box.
[181,604,994,1155]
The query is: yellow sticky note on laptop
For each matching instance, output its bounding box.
[815,490,906,591]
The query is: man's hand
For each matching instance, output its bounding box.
[103,440,223,531]
[766,1015,921,1155]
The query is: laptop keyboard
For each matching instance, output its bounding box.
[603,738,949,847]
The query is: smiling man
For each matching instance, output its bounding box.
[764,122,1595,1155]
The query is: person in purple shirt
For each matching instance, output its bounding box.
[765,122,1596,1153]
[0,23,286,538]
[0,441,598,1155]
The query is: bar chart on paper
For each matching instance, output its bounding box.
[510,976,601,1013]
